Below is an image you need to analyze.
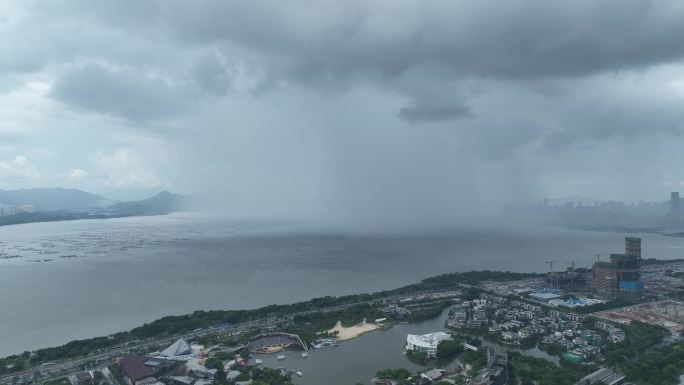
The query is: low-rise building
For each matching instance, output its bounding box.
[405,332,451,358]
[420,369,443,382]
[119,356,173,385]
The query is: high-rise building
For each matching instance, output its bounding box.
[611,254,640,284]
[672,192,680,226]
[593,261,617,299]
[592,237,643,299]
[625,236,641,258]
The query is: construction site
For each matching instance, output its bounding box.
[593,300,684,335]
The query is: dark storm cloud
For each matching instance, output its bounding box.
[12,0,684,125]
[190,52,234,97]
[50,64,197,121]
[154,0,684,79]
[540,110,684,152]
[5,0,684,214]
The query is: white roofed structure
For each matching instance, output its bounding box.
[405,332,451,358]
[161,339,192,357]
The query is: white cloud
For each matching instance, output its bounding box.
[68,168,89,180]
[0,155,40,179]
[91,148,166,188]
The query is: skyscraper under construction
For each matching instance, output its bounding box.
[625,236,641,258]
[593,237,643,299]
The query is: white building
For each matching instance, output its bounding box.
[405,332,451,358]
[420,369,443,382]
[159,339,192,359]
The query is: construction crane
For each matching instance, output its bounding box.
[545,260,576,272]
[545,260,578,290]
[546,261,557,289]
[565,261,577,290]
[546,261,555,272]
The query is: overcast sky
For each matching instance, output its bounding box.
[2,1,684,220]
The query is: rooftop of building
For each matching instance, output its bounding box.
[420,369,443,381]
[529,291,562,300]
[160,339,191,357]
[406,332,451,348]
[120,355,159,382]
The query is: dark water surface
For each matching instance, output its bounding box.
[259,308,557,385]
[2,213,684,356]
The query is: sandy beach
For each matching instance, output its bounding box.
[326,319,381,341]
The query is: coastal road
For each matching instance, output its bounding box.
[0,286,466,384]
[0,302,361,383]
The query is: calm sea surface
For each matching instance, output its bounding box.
[2,213,684,356]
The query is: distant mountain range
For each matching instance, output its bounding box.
[0,188,190,226]
[109,191,190,215]
[0,187,113,210]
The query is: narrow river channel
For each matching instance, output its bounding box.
[256,309,559,385]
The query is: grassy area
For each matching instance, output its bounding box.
[41,379,70,385]
[623,343,684,385]
[460,349,487,375]
[507,351,581,385]
[603,321,669,366]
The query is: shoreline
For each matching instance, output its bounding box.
[4,258,684,379]
[326,319,382,341]
[0,211,176,228]
[0,270,536,364]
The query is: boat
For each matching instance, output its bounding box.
[254,359,263,365]
[312,338,335,349]
[294,371,303,377]
[276,354,286,360]
[301,352,308,358]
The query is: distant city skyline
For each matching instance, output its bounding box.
[2,185,684,210]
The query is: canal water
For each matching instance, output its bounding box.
[255,309,558,385]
